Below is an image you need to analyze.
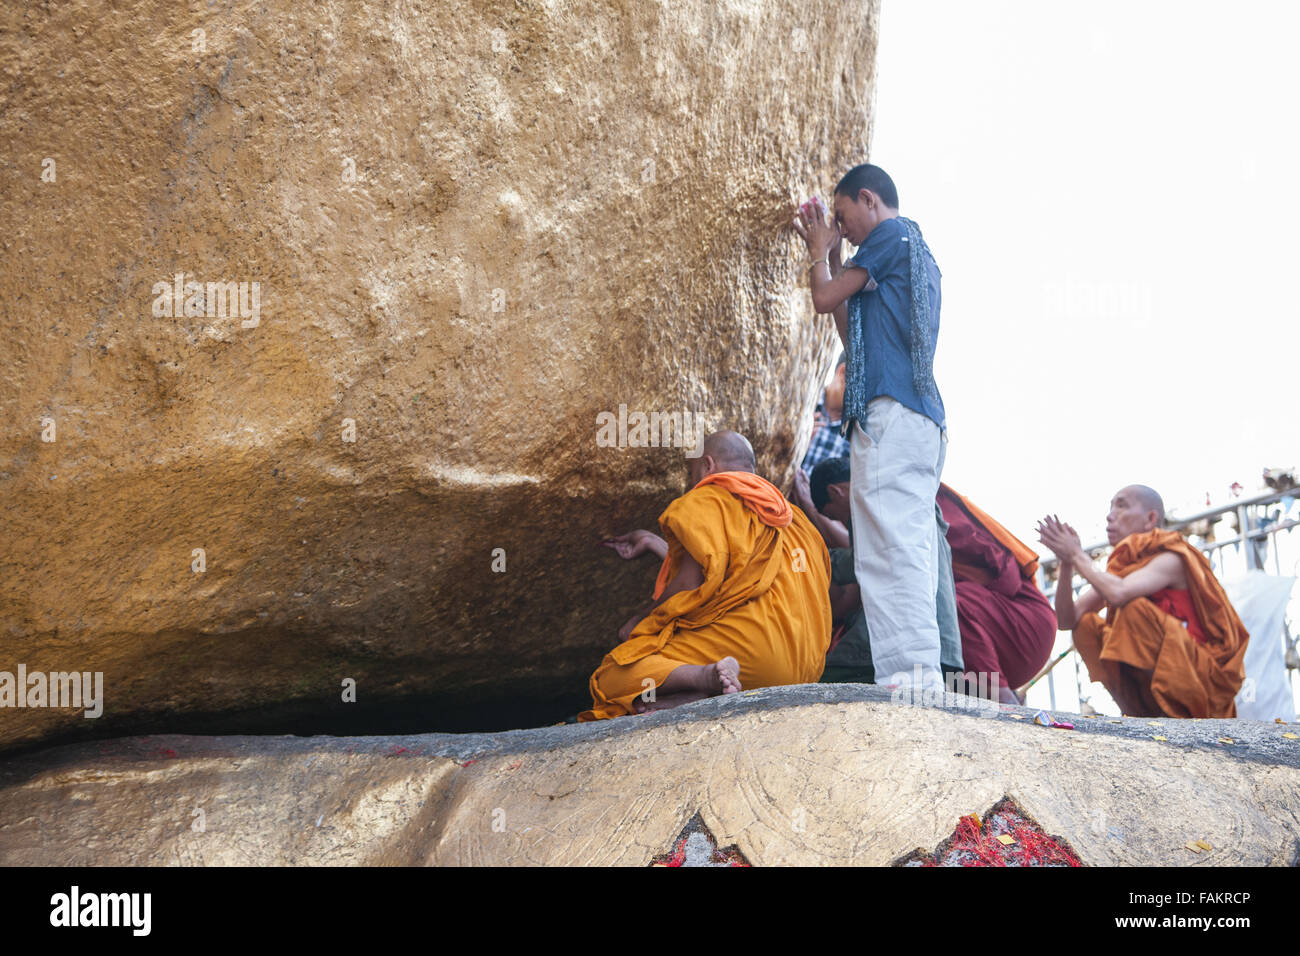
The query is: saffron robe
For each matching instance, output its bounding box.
[1073,529,1249,718]
[579,473,831,720]
[937,485,1055,691]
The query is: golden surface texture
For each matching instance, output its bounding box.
[0,1,875,748]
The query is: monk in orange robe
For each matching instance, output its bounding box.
[581,431,831,720]
[1037,485,1249,718]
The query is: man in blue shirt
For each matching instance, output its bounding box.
[793,164,948,692]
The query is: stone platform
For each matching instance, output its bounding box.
[1,684,1297,865]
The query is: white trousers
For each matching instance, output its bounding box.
[849,396,948,690]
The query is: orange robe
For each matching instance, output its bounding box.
[579,472,831,721]
[939,483,1041,581]
[1073,529,1249,718]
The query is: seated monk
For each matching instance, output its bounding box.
[1036,485,1249,718]
[580,431,831,720]
[937,484,1055,704]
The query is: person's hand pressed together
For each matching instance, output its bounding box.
[793,196,842,261]
[1036,515,1085,564]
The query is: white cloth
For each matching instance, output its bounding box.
[849,396,947,690]
[1224,572,1296,721]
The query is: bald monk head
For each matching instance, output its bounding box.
[1106,484,1166,546]
[688,430,757,486]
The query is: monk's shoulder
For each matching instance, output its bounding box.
[660,485,740,536]
[1113,529,1172,566]
[1165,532,1210,565]
[675,483,742,515]
[1146,530,1211,572]
[1162,537,1216,590]
[665,483,725,512]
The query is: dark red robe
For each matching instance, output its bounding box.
[938,487,1056,690]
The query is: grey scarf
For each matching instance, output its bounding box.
[898,216,940,401]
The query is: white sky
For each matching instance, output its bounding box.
[869,0,1300,550]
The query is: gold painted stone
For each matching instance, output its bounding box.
[0,0,875,750]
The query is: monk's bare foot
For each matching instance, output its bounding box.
[710,656,742,695]
[631,658,742,714]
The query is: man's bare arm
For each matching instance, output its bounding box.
[828,242,849,347]
[832,301,849,349]
[1071,552,1185,609]
[812,263,871,316]
[790,470,850,549]
[1039,516,1109,629]
[1040,515,1185,624]
[655,550,705,602]
[792,202,871,317]
[1053,560,1104,630]
[811,513,850,550]
[602,529,667,561]
[616,550,706,644]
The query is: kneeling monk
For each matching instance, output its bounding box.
[1037,485,1248,718]
[938,484,1055,704]
[580,431,831,720]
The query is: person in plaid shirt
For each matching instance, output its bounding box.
[799,352,848,476]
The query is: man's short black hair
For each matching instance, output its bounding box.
[835,350,847,369]
[810,456,851,511]
[834,163,899,209]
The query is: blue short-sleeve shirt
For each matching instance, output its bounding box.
[841,217,946,431]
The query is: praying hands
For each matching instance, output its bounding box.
[1036,515,1085,565]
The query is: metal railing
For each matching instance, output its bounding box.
[1030,486,1300,713]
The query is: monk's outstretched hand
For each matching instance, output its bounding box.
[601,529,666,560]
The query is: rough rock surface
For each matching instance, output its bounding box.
[2,685,1298,866]
[0,1,877,750]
